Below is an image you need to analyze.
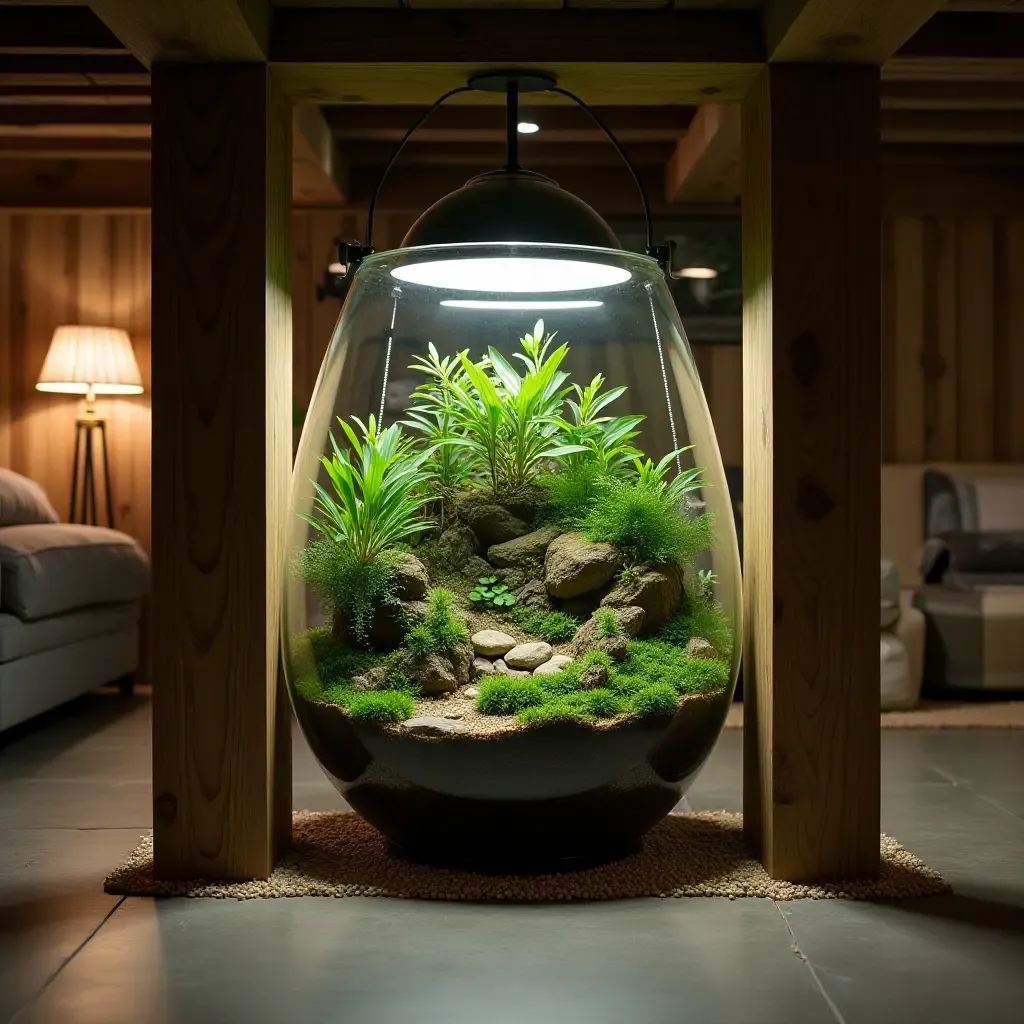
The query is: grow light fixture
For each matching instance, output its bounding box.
[394,257,629,293]
[678,266,718,280]
[440,299,603,311]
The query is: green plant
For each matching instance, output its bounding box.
[627,683,680,716]
[302,625,386,687]
[659,602,734,660]
[538,462,607,528]
[536,650,613,696]
[622,638,730,695]
[504,605,579,643]
[441,322,587,491]
[405,588,468,656]
[476,676,548,715]
[617,563,643,586]
[557,373,644,476]
[516,702,595,727]
[468,575,517,609]
[302,415,434,564]
[632,447,707,504]
[404,343,473,508]
[346,689,416,722]
[582,479,714,566]
[563,687,625,718]
[697,568,718,598]
[595,607,620,638]
[296,541,399,642]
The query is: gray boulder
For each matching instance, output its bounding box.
[404,651,459,695]
[392,552,429,601]
[601,564,684,632]
[505,641,554,670]
[463,503,529,547]
[487,525,562,568]
[435,524,479,569]
[569,615,629,661]
[350,666,390,692]
[515,579,552,611]
[579,663,610,689]
[687,637,718,660]
[461,554,494,584]
[471,657,496,679]
[544,532,620,599]
[451,641,474,686]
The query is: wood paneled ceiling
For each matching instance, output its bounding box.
[2,2,1024,211]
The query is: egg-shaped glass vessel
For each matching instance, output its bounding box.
[284,241,741,868]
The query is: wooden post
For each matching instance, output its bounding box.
[151,63,292,880]
[741,64,881,882]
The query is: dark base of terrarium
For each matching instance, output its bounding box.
[344,779,678,873]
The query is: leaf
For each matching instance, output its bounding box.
[492,584,509,595]
[480,576,497,585]
[469,592,484,602]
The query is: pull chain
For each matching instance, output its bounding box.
[378,287,401,424]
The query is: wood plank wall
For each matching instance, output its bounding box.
[2,208,1022,562]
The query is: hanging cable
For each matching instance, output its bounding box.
[551,85,654,255]
[367,85,473,252]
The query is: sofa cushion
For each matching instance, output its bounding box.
[0,524,149,620]
[0,469,59,528]
[880,559,900,629]
[0,602,140,663]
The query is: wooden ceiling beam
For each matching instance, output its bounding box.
[881,79,1024,110]
[896,12,1024,60]
[0,87,150,106]
[0,5,126,53]
[763,0,945,63]
[345,139,674,168]
[881,108,1024,144]
[664,103,741,204]
[269,7,764,104]
[88,0,270,64]
[292,103,349,208]
[0,105,151,126]
[0,136,151,160]
[0,55,147,80]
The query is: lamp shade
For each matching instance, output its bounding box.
[36,326,143,396]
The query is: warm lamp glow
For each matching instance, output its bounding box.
[440,299,603,310]
[36,326,143,398]
[517,121,540,134]
[392,257,631,293]
[678,266,718,280]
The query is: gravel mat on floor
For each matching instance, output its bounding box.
[106,811,950,902]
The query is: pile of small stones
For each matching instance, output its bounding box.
[468,629,572,680]
[106,810,953,903]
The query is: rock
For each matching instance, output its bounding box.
[500,485,549,525]
[614,605,647,638]
[350,666,390,692]
[505,641,554,670]
[331,610,350,646]
[515,579,552,611]
[392,552,429,601]
[401,715,467,736]
[405,652,459,696]
[687,637,718,660]
[487,525,563,568]
[533,654,574,677]
[461,554,494,584]
[445,712,463,720]
[471,629,517,657]
[463,503,530,547]
[367,603,408,653]
[558,587,609,621]
[544,532,620,599]
[500,568,528,592]
[601,564,684,633]
[493,658,508,673]
[508,669,532,678]
[471,657,496,679]
[402,600,429,622]
[579,663,609,689]
[435,524,479,569]
[451,641,474,686]
[463,686,479,699]
[569,616,629,661]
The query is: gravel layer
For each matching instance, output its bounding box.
[106,811,950,903]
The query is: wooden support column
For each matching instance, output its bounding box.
[151,63,292,880]
[741,64,881,882]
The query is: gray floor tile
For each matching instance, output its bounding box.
[0,827,141,1023]
[781,897,1024,1024]
[19,895,832,1024]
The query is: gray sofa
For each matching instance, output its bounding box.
[0,469,149,732]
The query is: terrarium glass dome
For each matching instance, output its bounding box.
[283,239,741,867]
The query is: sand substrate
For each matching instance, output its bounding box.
[106,810,950,903]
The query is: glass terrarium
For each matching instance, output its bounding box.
[284,240,741,868]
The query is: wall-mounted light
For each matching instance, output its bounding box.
[517,121,540,134]
[677,266,718,280]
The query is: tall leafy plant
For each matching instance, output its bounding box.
[559,373,645,476]
[445,321,587,490]
[633,446,707,503]
[302,415,434,563]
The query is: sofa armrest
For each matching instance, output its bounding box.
[894,589,925,696]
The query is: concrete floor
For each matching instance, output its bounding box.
[1,692,1022,1024]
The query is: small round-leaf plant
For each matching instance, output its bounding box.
[469,576,517,609]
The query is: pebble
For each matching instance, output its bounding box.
[463,687,479,699]
[399,716,467,736]
[471,629,517,657]
[504,641,554,670]
[533,654,574,676]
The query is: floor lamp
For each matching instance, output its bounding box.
[35,326,144,528]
